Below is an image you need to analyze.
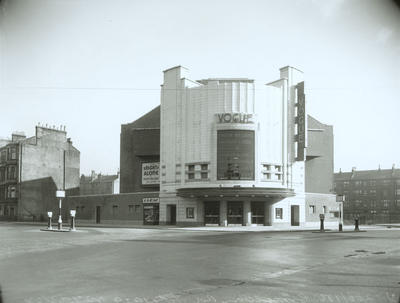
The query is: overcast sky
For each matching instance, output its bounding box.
[1,0,399,175]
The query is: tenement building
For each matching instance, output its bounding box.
[116,66,337,227]
[334,167,400,224]
[0,125,80,221]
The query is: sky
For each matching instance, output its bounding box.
[0,0,399,175]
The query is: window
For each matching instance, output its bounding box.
[323,206,327,214]
[0,151,6,163]
[112,205,118,215]
[186,207,195,219]
[7,185,16,198]
[344,181,349,188]
[188,165,195,172]
[188,172,195,180]
[81,206,85,212]
[396,189,400,196]
[370,189,376,195]
[383,200,389,208]
[201,164,208,171]
[275,208,283,219]
[217,130,255,180]
[10,147,16,160]
[135,205,141,213]
[262,173,271,180]
[201,172,208,179]
[128,205,134,213]
[309,205,315,214]
[0,168,5,182]
[7,166,17,180]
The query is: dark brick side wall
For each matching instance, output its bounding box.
[65,192,159,224]
[305,116,334,194]
[120,106,160,194]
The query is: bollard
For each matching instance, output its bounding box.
[319,214,325,232]
[47,212,53,230]
[70,210,76,231]
[354,218,359,231]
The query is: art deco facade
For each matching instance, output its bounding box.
[69,65,336,227]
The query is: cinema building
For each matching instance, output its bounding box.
[118,65,337,227]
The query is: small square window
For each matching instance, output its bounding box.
[201,172,208,179]
[275,208,283,219]
[201,164,208,171]
[186,207,195,219]
[188,173,195,180]
[188,165,195,172]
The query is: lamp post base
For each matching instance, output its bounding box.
[58,216,62,230]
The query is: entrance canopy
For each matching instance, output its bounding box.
[177,187,295,200]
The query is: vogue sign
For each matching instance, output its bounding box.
[216,113,254,124]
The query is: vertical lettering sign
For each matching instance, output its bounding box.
[296,82,306,161]
[142,162,160,185]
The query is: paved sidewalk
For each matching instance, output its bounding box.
[1,221,393,232]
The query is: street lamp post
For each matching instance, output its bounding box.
[47,212,53,230]
[336,194,345,232]
[56,190,65,230]
[70,210,76,231]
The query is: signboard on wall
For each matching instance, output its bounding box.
[141,162,160,185]
[142,197,160,203]
[295,81,306,161]
[216,113,254,124]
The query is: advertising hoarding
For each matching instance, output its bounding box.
[142,162,160,185]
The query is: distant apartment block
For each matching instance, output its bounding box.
[334,167,400,224]
[0,125,80,221]
[80,171,119,195]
